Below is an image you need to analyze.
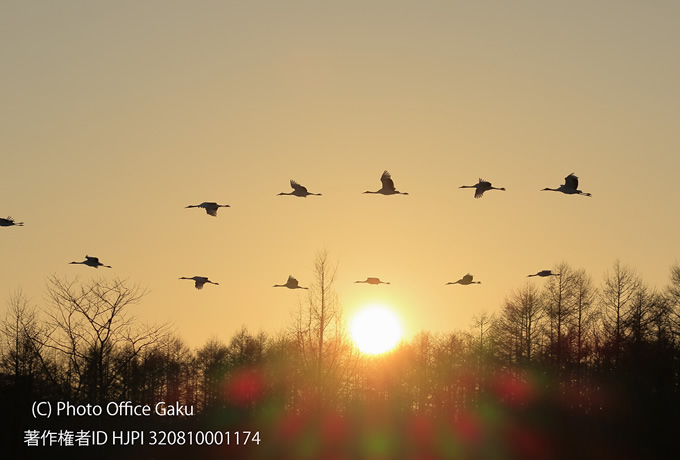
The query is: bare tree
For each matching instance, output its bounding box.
[571,268,598,367]
[1,290,46,389]
[195,337,229,409]
[665,263,680,343]
[544,262,576,365]
[38,275,169,403]
[493,283,545,365]
[471,311,495,355]
[599,260,643,364]
[626,284,655,346]
[229,325,266,367]
[290,250,356,412]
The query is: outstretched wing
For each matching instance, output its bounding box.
[475,180,490,198]
[380,171,396,191]
[86,256,100,264]
[290,180,308,194]
[463,274,473,283]
[287,275,300,288]
[564,173,579,190]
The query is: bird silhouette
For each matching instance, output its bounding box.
[355,277,390,285]
[70,255,112,269]
[364,170,409,195]
[179,276,219,289]
[527,270,560,278]
[278,180,322,197]
[185,202,231,216]
[459,178,506,199]
[273,275,308,289]
[446,274,481,285]
[542,173,592,197]
[0,216,24,227]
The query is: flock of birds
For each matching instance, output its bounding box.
[3,171,586,290]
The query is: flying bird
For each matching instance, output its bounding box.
[364,170,409,195]
[185,202,231,216]
[542,173,592,197]
[355,277,390,285]
[527,270,560,278]
[459,178,506,199]
[273,275,308,289]
[446,274,481,285]
[0,216,23,227]
[70,255,112,269]
[179,276,219,289]
[278,180,322,197]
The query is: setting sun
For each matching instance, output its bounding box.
[350,305,402,355]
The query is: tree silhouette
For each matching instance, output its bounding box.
[38,275,169,403]
[598,260,643,366]
[544,262,576,366]
[494,283,545,364]
[571,268,598,370]
[290,250,356,412]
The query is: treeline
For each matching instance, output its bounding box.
[2,256,679,459]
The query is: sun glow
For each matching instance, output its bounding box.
[350,305,402,355]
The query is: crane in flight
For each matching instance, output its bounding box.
[542,173,592,197]
[459,178,506,199]
[273,275,308,289]
[446,274,481,285]
[70,255,112,269]
[278,180,322,197]
[527,270,560,278]
[185,202,231,216]
[0,216,24,227]
[364,170,409,195]
[179,276,219,289]
[355,277,390,285]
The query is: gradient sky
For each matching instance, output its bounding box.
[2,1,679,347]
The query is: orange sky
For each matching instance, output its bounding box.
[2,1,679,347]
